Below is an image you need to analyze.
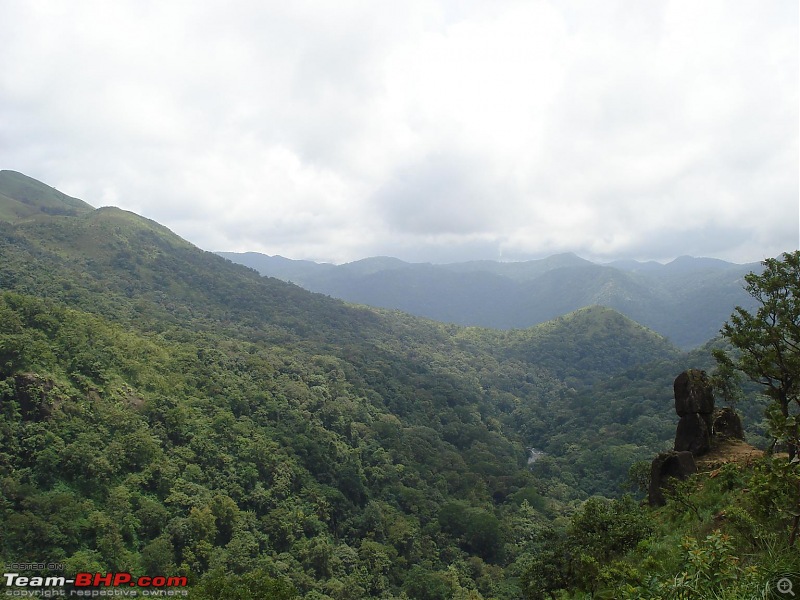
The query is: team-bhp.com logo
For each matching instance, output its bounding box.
[4,572,188,596]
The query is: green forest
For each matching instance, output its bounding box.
[0,170,798,599]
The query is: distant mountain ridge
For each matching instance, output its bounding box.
[218,250,762,349]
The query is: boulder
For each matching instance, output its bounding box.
[648,451,697,506]
[675,413,712,455]
[674,369,715,416]
[673,369,715,456]
[713,407,745,440]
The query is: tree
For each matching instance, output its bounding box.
[715,251,800,459]
[520,529,571,600]
[192,568,297,600]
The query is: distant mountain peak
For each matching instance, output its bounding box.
[340,256,411,275]
[664,255,737,272]
[548,251,581,259]
[538,252,593,267]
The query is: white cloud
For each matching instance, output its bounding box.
[0,0,796,264]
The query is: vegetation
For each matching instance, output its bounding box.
[714,251,800,459]
[714,250,800,548]
[0,171,794,598]
[520,252,800,598]
[520,456,800,599]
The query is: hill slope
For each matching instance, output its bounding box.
[0,170,94,221]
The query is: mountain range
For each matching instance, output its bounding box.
[218,250,761,349]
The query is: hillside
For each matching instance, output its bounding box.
[218,251,760,349]
[519,448,800,599]
[0,171,759,599]
[0,170,94,221]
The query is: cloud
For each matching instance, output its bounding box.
[372,151,516,235]
[0,0,796,264]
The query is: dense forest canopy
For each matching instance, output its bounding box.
[0,171,795,599]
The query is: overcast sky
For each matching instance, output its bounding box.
[0,1,797,264]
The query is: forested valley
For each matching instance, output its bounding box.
[1,170,797,599]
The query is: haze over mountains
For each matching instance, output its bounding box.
[218,251,761,349]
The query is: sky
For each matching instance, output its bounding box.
[0,0,797,265]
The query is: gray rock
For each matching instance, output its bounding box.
[675,413,712,455]
[713,407,745,440]
[674,369,715,416]
[673,369,715,455]
[649,450,697,506]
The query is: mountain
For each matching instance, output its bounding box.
[502,305,678,385]
[220,251,338,283]
[438,252,594,281]
[219,250,761,348]
[0,170,93,221]
[0,171,742,598]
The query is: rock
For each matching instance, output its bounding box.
[649,371,747,506]
[674,369,715,416]
[648,451,697,506]
[673,369,715,456]
[713,407,745,440]
[675,413,712,455]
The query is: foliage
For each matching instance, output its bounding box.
[536,459,800,599]
[520,495,652,598]
[192,568,298,600]
[712,251,800,550]
[709,349,745,411]
[715,251,800,457]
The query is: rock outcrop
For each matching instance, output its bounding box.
[675,413,712,455]
[649,369,747,506]
[648,450,697,506]
[673,369,714,455]
[713,407,745,440]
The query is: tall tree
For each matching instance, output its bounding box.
[714,251,800,458]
